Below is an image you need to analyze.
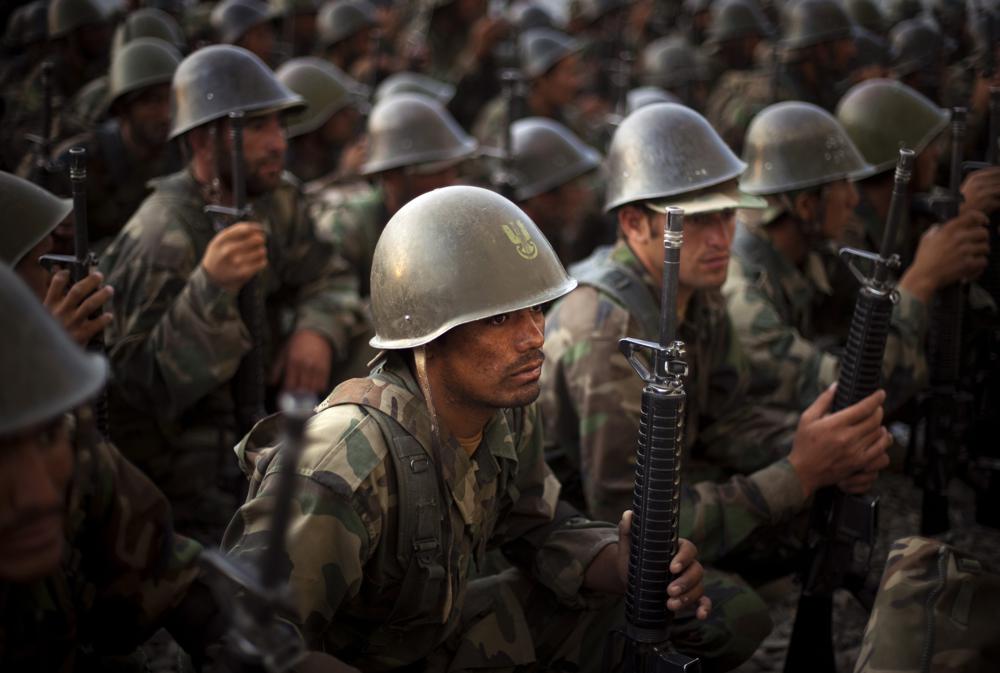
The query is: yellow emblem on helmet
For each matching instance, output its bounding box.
[501,220,539,260]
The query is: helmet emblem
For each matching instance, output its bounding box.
[502,220,539,260]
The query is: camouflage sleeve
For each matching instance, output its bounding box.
[493,402,619,607]
[881,287,928,411]
[101,203,250,419]
[222,405,384,648]
[73,431,203,652]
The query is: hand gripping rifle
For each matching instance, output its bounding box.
[201,393,317,673]
[784,148,915,673]
[605,208,700,673]
[205,111,268,435]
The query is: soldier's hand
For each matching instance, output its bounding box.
[202,222,268,294]
[44,269,114,347]
[274,329,333,394]
[471,16,509,60]
[336,136,368,178]
[961,166,1000,217]
[902,211,990,300]
[789,386,891,498]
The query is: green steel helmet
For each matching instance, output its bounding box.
[928,0,967,33]
[276,57,364,138]
[639,37,712,90]
[210,0,278,44]
[361,93,477,175]
[0,263,108,436]
[317,0,377,47]
[109,37,182,108]
[270,0,320,15]
[511,117,601,201]
[510,2,556,31]
[369,186,576,349]
[604,102,751,212]
[626,86,681,114]
[835,78,949,173]
[111,7,187,54]
[853,27,890,68]
[707,0,774,44]
[519,27,582,79]
[169,44,305,139]
[740,101,873,195]
[48,0,108,38]
[889,18,944,77]
[844,0,886,34]
[4,0,48,49]
[780,0,855,50]
[374,71,456,105]
[0,172,72,267]
[882,0,923,27]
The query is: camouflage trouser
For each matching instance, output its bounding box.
[428,566,769,673]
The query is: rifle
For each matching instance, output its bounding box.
[784,148,916,673]
[24,60,55,184]
[605,208,700,673]
[204,111,268,435]
[200,392,317,672]
[493,21,525,201]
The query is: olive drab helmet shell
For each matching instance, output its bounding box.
[0,172,72,267]
[369,186,577,350]
[48,0,108,38]
[844,0,886,35]
[882,0,923,28]
[520,28,582,79]
[889,19,943,77]
[511,117,601,201]
[374,71,456,105]
[277,57,366,138]
[853,28,890,68]
[740,101,873,195]
[707,0,773,44]
[779,0,854,50]
[361,93,477,175]
[0,263,108,436]
[211,0,278,44]
[317,0,377,47]
[4,0,48,49]
[169,44,305,140]
[111,7,187,54]
[271,0,320,16]
[108,37,182,108]
[626,86,681,114]
[640,37,712,89]
[835,78,949,173]
[604,103,747,212]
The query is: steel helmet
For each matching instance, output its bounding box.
[707,0,774,44]
[210,0,278,44]
[835,78,949,173]
[520,27,582,79]
[0,173,72,267]
[740,101,873,195]
[109,37,182,109]
[511,117,601,201]
[361,93,477,175]
[48,0,108,38]
[0,263,108,436]
[883,0,923,27]
[317,0,377,47]
[853,28,891,69]
[640,36,712,89]
[374,71,456,105]
[369,186,576,349]
[4,1,48,49]
[111,7,187,53]
[169,44,305,140]
[843,0,886,35]
[626,86,681,113]
[277,57,365,138]
[780,0,855,50]
[889,19,943,77]
[510,2,556,31]
[603,103,753,212]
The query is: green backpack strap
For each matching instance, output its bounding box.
[569,245,661,341]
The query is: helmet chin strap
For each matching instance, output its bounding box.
[413,345,440,439]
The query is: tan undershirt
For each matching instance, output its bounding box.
[456,430,484,457]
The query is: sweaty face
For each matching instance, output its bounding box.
[0,416,74,582]
[640,209,736,291]
[540,55,583,108]
[429,307,547,412]
[122,83,172,149]
[820,179,859,240]
[218,112,288,195]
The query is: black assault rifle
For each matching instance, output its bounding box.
[205,111,268,436]
[784,148,916,673]
[605,208,700,673]
[492,18,525,201]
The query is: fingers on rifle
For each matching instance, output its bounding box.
[801,383,836,423]
[671,538,697,573]
[74,284,113,321]
[695,596,712,621]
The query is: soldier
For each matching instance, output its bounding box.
[0,1,49,93]
[942,6,1000,160]
[317,0,378,83]
[638,36,714,111]
[705,0,774,74]
[539,104,892,610]
[849,28,893,86]
[705,0,858,154]
[889,18,947,104]
[373,70,456,105]
[99,45,365,543]
[0,262,220,670]
[273,0,321,59]
[843,0,888,37]
[211,0,280,65]
[111,7,189,54]
[224,185,712,672]
[51,38,183,252]
[722,101,985,413]
[277,57,369,183]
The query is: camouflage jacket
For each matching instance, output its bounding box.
[0,426,202,671]
[539,241,805,559]
[723,220,928,412]
[223,353,618,670]
[100,169,364,538]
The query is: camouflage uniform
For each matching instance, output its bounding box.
[0,428,203,670]
[723,218,928,412]
[854,536,1000,673]
[100,169,364,543]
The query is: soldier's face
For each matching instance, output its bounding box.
[122,84,172,149]
[820,179,859,240]
[639,209,736,291]
[915,137,945,192]
[14,234,54,300]
[239,23,277,64]
[0,416,73,582]
[540,55,583,108]
[220,113,288,195]
[428,306,547,412]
